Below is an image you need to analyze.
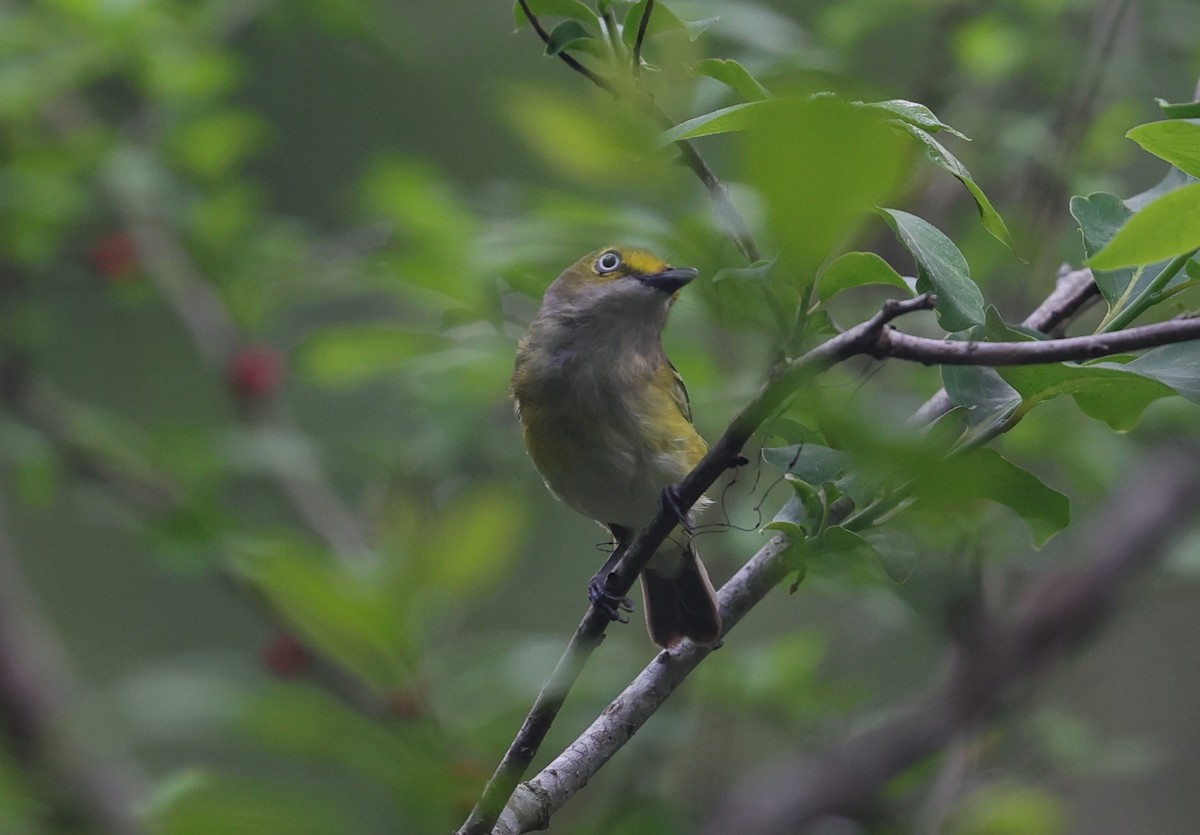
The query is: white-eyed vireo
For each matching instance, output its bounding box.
[511,246,721,648]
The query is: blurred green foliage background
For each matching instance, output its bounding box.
[2,1,1200,833]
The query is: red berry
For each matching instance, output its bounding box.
[89,232,139,282]
[229,345,284,399]
[261,631,313,677]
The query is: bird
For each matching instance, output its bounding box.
[511,245,722,648]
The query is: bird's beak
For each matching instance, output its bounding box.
[636,267,698,294]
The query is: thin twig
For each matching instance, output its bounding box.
[702,445,1200,835]
[632,0,654,76]
[516,0,615,93]
[0,512,148,835]
[514,0,761,262]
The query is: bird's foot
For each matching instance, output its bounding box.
[588,572,634,623]
[659,484,694,535]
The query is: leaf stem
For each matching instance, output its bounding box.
[632,0,654,75]
[1098,248,1198,333]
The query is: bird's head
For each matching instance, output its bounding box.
[538,246,698,325]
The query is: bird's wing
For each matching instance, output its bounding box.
[667,360,694,424]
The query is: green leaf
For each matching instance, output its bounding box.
[942,364,1021,432]
[893,122,1013,247]
[1069,192,1135,306]
[155,775,354,835]
[1126,120,1200,178]
[815,251,912,302]
[545,20,593,55]
[765,481,823,537]
[622,0,718,46]
[762,443,875,507]
[1155,98,1200,119]
[418,488,525,594]
[513,0,597,29]
[803,527,891,586]
[916,448,1070,547]
[879,208,984,331]
[694,58,770,101]
[857,99,969,139]
[712,256,777,285]
[1089,182,1200,270]
[743,97,909,274]
[1126,341,1200,404]
[298,326,436,386]
[658,100,768,145]
[762,444,851,484]
[168,110,265,180]
[949,785,1066,835]
[998,362,1177,431]
[235,540,410,690]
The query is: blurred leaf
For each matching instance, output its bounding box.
[712,256,776,285]
[952,15,1028,84]
[513,0,597,29]
[892,122,1014,247]
[0,749,38,833]
[505,86,662,187]
[815,251,911,302]
[244,686,464,824]
[1070,192,1135,306]
[622,0,718,46]
[746,97,908,273]
[1127,119,1200,177]
[1089,182,1200,270]
[1155,98,1200,119]
[999,362,1177,431]
[544,20,594,55]
[803,527,891,586]
[235,540,410,690]
[168,109,265,180]
[914,448,1070,547]
[694,58,770,101]
[298,325,438,387]
[417,488,526,596]
[699,631,852,718]
[142,47,240,102]
[947,784,1065,835]
[879,208,984,331]
[154,774,356,835]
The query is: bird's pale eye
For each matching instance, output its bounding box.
[595,251,622,274]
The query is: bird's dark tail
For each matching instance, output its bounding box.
[641,544,721,648]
